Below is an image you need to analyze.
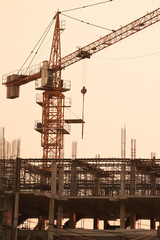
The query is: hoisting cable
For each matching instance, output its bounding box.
[60,13,115,32]
[18,13,57,75]
[81,59,88,139]
[61,0,113,13]
[80,58,88,139]
[81,86,87,139]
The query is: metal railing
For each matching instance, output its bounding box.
[2,63,42,85]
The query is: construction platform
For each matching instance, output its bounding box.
[0,158,160,239]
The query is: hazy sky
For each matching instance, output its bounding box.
[0,0,160,159]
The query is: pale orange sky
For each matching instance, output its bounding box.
[0,0,160,159]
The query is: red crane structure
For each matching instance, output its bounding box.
[2,8,160,160]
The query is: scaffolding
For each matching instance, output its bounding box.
[1,157,160,239]
[1,157,160,197]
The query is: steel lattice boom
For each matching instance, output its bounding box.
[3,8,160,86]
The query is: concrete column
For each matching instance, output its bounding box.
[130,162,136,195]
[48,199,55,240]
[57,166,64,229]
[51,162,57,194]
[3,196,13,240]
[48,162,57,240]
[130,213,136,229]
[0,162,3,229]
[57,204,63,229]
[150,175,156,196]
[93,177,100,196]
[0,162,3,192]
[93,217,99,229]
[71,142,77,196]
[104,219,109,229]
[71,163,77,196]
[13,193,19,227]
[120,164,125,196]
[13,192,19,240]
[49,199,55,227]
[157,226,160,238]
[120,202,125,229]
[150,217,156,229]
[69,212,76,228]
[58,166,64,197]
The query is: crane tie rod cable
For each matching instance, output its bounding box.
[18,13,57,75]
[24,19,55,74]
[60,13,115,32]
[93,50,160,60]
[61,0,113,13]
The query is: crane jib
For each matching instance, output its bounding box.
[60,7,160,69]
[2,8,160,87]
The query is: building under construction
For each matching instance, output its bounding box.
[1,155,160,239]
[2,4,160,240]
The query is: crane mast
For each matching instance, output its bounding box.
[42,12,67,159]
[2,7,160,160]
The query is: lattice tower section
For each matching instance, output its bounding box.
[42,91,65,160]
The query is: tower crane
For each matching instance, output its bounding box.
[2,8,160,160]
